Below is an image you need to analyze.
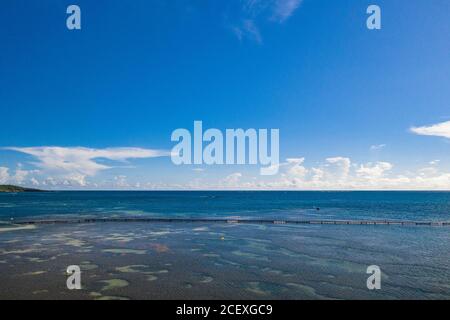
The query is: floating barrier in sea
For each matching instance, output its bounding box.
[5,217,450,227]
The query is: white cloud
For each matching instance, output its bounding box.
[11,168,29,184]
[418,167,438,177]
[326,157,351,178]
[233,19,262,43]
[63,173,88,187]
[285,158,307,179]
[411,120,450,139]
[429,160,440,165]
[114,175,129,188]
[30,178,40,186]
[5,146,168,186]
[311,167,325,182]
[222,172,243,185]
[370,144,386,151]
[42,177,58,186]
[0,167,9,184]
[232,0,302,42]
[181,157,450,190]
[286,157,305,164]
[241,0,274,17]
[3,147,450,190]
[356,162,393,179]
[272,0,302,22]
[0,166,37,185]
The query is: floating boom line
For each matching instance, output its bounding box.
[4,217,450,227]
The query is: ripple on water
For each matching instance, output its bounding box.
[102,249,146,255]
[232,250,269,262]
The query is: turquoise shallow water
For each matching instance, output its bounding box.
[0,191,449,299]
[1,221,449,299]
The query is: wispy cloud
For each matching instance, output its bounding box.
[272,0,302,22]
[232,19,262,43]
[4,146,169,186]
[370,144,386,151]
[231,0,303,43]
[222,172,243,185]
[411,120,450,139]
[429,160,440,165]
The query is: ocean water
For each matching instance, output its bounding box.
[1,191,450,221]
[0,191,450,300]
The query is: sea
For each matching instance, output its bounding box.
[0,191,449,299]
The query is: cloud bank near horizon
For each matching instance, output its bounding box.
[201,156,450,191]
[1,147,449,190]
[2,118,450,191]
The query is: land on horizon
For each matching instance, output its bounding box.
[1,185,450,192]
[0,185,45,193]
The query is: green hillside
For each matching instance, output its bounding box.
[0,185,44,192]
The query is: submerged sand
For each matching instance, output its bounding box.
[0,221,450,300]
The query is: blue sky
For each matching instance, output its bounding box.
[0,0,449,190]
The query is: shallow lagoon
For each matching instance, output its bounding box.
[1,221,449,300]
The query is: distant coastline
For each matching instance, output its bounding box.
[1,187,449,192]
[0,185,45,193]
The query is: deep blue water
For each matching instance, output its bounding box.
[1,191,450,221]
